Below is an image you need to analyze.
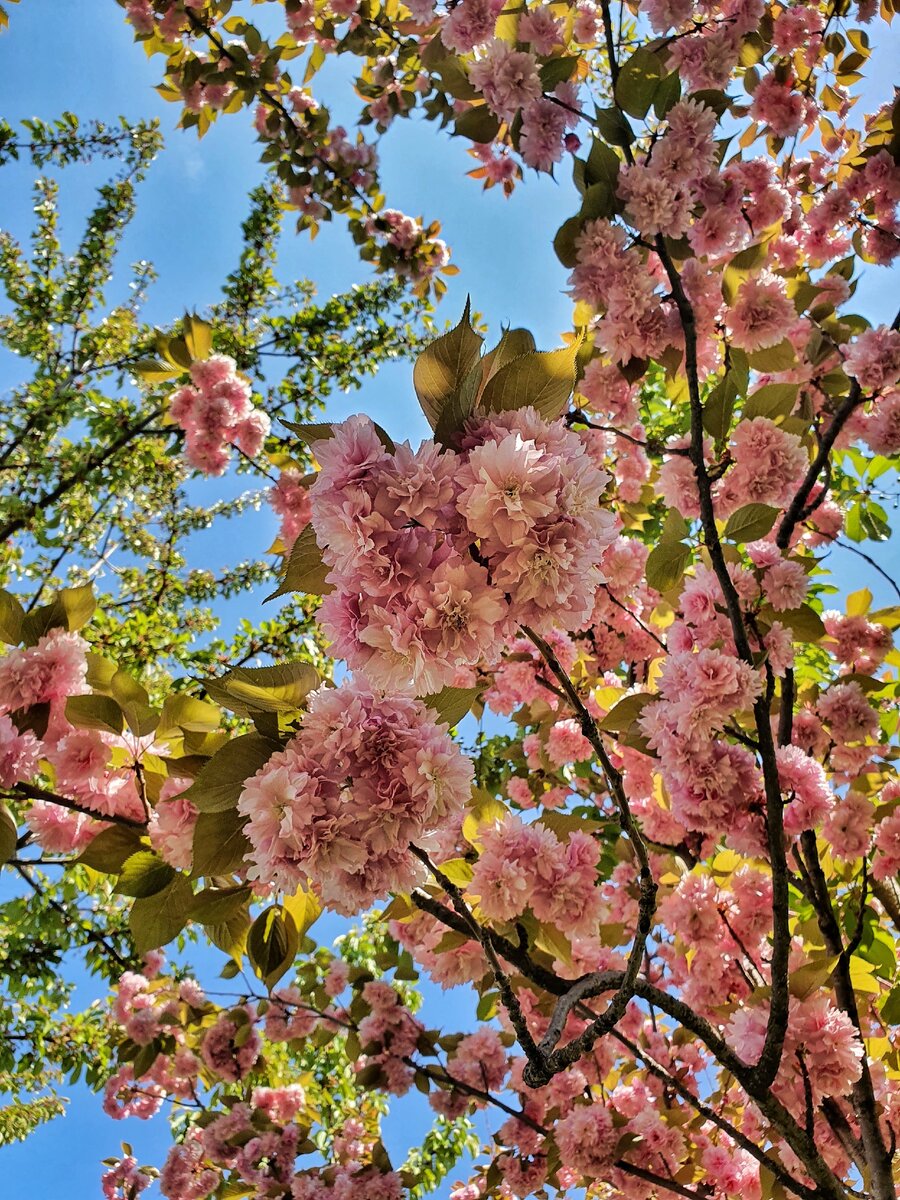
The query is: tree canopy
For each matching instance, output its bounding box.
[2,2,900,1200]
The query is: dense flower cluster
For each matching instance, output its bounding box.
[0,629,156,847]
[238,680,473,911]
[309,410,617,692]
[167,354,271,475]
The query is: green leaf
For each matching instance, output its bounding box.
[584,139,621,188]
[761,604,826,642]
[702,376,739,441]
[64,694,124,735]
[248,906,299,990]
[480,328,537,385]
[881,984,900,1025]
[598,692,654,734]
[133,357,180,384]
[420,685,480,728]
[280,420,336,445]
[0,804,17,866]
[743,383,798,421]
[438,857,474,887]
[76,826,146,874]
[157,692,221,736]
[645,540,690,592]
[205,662,319,716]
[129,874,193,954]
[579,180,616,221]
[182,313,212,361]
[480,342,580,420]
[749,339,796,372]
[185,733,280,813]
[208,908,252,963]
[539,55,578,89]
[266,524,333,600]
[653,71,681,118]
[594,105,635,146]
[723,504,779,543]
[0,590,24,645]
[431,366,480,447]
[110,670,157,737]
[191,808,250,877]
[115,851,177,899]
[413,300,484,430]
[191,884,252,925]
[21,585,96,644]
[282,884,322,939]
[454,105,501,143]
[615,48,663,118]
[553,215,583,268]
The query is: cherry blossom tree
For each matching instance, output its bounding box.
[2,1,900,1199]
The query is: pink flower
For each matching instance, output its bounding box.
[843,326,900,393]
[555,1103,618,1179]
[0,628,88,712]
[749,73,815,137]
[468,41,542,122]
[25,799,96,854]
[269,469,313,551]
[200,1010,261,1082]
[761,557,809,611]
[725,417,808,508]
[101,1156,151,1200]
[518,5,562,52]
[823,791,874,860]
[726,271,797,352]
[238,681,473,912]
[457,430,559,547]
[817,680,879,743]
[148,778,198,871]
[778,744,834,836]
[546,718,593,766]
[0,713,39,787]
[441,0,505,52]
[873,800,900,881]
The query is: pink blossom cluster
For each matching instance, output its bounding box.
[823,610,893,673]
[309,411,616,692]
[364,209,450,283]
[728,994,863,1107]
[843,325,900,394]
[268,469,314,551]
[0,712,40,788]
[101,1155,152,1200]
[167,354,271,476]
[148,777,198,870]
[238,679,474,912]
[468,814,603,936]
[390,908,486,988]
[355,979,423,1095]
[660,416,808,519]
[639,647,765,846]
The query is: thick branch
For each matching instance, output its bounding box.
[8,781,147,830]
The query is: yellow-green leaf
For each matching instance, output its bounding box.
[420,685,480,728]
[129,874,193,955]
[205,663,320,717]
[191,808,250,877]
[185,733,280,813]
[0,590,24,645]
[266,524,333,601]
[413,300,484,430]
[723,504,779,543]
[480,342,580,420]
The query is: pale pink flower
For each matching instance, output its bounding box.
[726,271,797,352]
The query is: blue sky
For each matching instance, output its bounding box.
[1,2,899,1196]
